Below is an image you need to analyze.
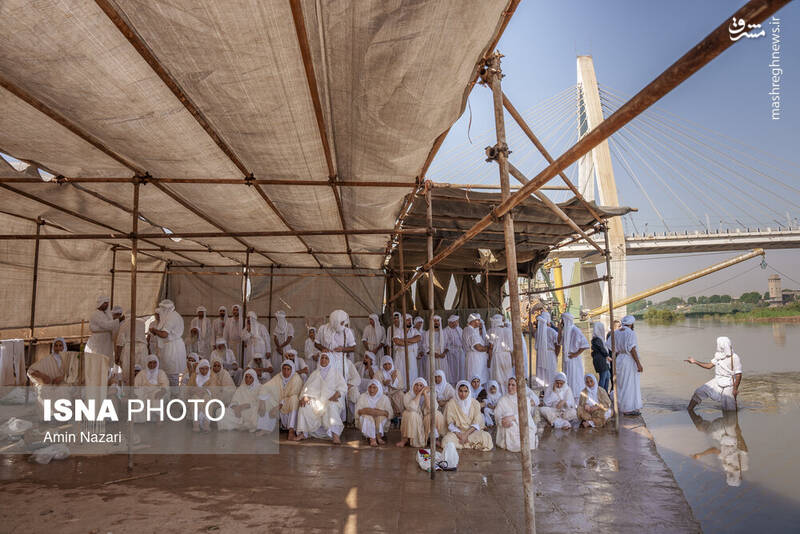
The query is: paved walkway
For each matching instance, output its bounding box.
[0,417,700,533]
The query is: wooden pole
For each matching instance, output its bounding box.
[398,236,411,391]
[24,219,42,401]
[267,265,274,335]
[603,226,620,431]
[485,267,490,312]
[487,52,536,534]
[110,246,117,308]
[128,179,140,470]
[426,187,436,480]
[242,249,250,368]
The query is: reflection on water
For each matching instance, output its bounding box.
[636,319,800,534]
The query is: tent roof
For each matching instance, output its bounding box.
[0,0,515,269]
[399,187,632,272]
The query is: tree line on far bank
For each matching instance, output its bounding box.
[630,291,797,322]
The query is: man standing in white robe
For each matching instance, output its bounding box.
[110,305,124,347]
[272,311,294,367]
[414,316,429,379]
[85,296,119,358]
[559,312,590,402]
[147,299,186,386]
[443,315,464,383]
[463,314,489,387]
[429,315,448,375]
[611,315,644,416]
[190,306,213,358]
[686,336,742,412]
[315,310,356,376]
[212,306,227,341]
[488,314,514,394]
[116,312,147,384]
[296,353,347,444]
[361,314,385,360]
[534,311,559,389]
[224,304,244,364]
[391,313,421,387]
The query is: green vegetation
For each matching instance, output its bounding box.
[628,299,652,313]
[739,291,762,304]
[644,308,679,322]
[731,301,800,320]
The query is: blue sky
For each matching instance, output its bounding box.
[428,0,799,298]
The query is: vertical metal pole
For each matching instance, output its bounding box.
[242,250,251,368]
[485,267,490,312]
[398,235,411,390]
[603,226,620,431]
[488,52,536,534]
[426,186,436,479]
[25,219,42,400]
[110,246,117,309]
[128,179,140,471]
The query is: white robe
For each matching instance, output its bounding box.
[443,325,464,383]
[692,352,742,411]
[190,316,213,357]
[561,324,590,402]
[296,366,347,439]
[494,393,538,452]
[389,325,420,386]
[316,325,355,376]
[488,325,514,394]
[242,322,270,370]
[155,310,186,378]
[361,322,385,359]
[534,323,558,388]
[612,327,642,413]
[85,309,118,358]
[224,314,244,360]
[463,325,488,386]
[304,337,320,374]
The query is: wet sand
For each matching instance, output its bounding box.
[0,417,699,534]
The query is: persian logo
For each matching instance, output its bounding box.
[728,17,766,41]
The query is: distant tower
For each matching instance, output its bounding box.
[768,274,782,306]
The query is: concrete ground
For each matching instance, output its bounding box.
[0,417,700,534]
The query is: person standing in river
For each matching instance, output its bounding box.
[685,336,742,412]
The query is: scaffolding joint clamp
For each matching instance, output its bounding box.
[244,173,255,186]
[55,175,67,185]
[484,143,510,162]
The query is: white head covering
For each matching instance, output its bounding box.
[592,321,606,340]
[584,373,600,406]
[281,360,296,385]
[467,313,481,324]
[196,306,206,315]
[218,305,227,315]
[307,326,316,335]
[243,368,259,390]
[433,315,442,329]
[364,351,376,365]
[447,314,459,325]
[486,380,502,404]
[284,347,298,359]
[554,371,567,385]
[145,354,160,385]
[111,305,123,315]
[412,377,428,389]
[455,380,472,416]
[535,311,552,359]
[469,375,484,398]
[96,295,110,307]
[380,355,395,384]
[318,352,331,378]
[329,310,348,333]
[490,314,504,328]
[366,378,383,407]
[715,336,732,358]
[52,337,66,354]
[413,316,424,328]
[434,369,449,397]
[158,299,175,313]
[366,313,385,345]
[215,337,227,348]
[275,311,289,335]
[621,315,635,326]
[196,358,211,387]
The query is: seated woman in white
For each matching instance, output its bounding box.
[495,377,538,452]
[355,379,392,447]
[186,358,214,431]
[540,372,577,429]
[397,377,444,449]
[483,380,502,428]
[258,360,303,439]
[133,354,170,424]
[378,355,405,416]
[180,352,198,386]
[578,373,614,428]
[28,337,69,408]
[218,369,260,431]
[442,380,493,451]
[433,370,456,415]
[295,353,347,444]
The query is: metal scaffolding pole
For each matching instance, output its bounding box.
[487,52,536,533]
[24,219,43,402]
[426,187,436,480]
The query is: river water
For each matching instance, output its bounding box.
[632,319,800,533]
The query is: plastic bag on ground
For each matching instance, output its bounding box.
[0,417,33,439]
[442,442,459,469]
[30,444,70,464]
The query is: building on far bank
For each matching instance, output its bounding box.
[767,274,799,306]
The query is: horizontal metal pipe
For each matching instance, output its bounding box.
[520,275,608,296]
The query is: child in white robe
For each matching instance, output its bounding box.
[483,380,502,428]
[355,379,392,446]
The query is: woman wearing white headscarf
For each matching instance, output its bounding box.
[243,311,271,375]
[209,354,236,406]
[686,336,742,412]
[259,359,304,439]
[534,311,559,388]
[133,354,170,423]
[190,306,213,357]
[315,310,356,376]
[186,358,214,431]
[443,315,464,383]
[282,347,309,380]
[463,314,489,387]
[27,337,69,408]
[442,380,493,451]
[397,377,444,448]
[488,314,514,394]
[361,314,386,359]
[355,379,392,446]
[304,326,320,373]
[611,315,644,416]
[148,299,186,386]
[378,355,405,416]
[578,373,614,428]
[540,372,577,429]
[495,376,539,452]
[433,370,456,413]
[224,304,245,361]
[295,353,347,443]
[218,369,261,431]
[559,312,590,402]
[483,380,502,428]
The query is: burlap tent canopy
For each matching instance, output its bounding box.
[396,187,632,310]
[0,0,517,338]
